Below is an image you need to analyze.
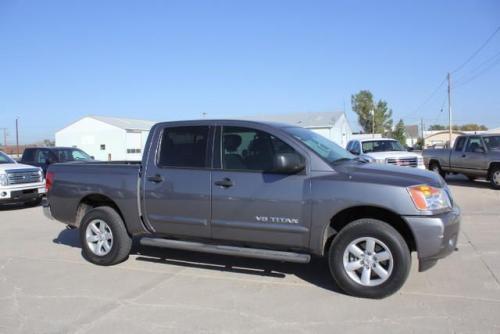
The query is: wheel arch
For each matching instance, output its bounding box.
[322,206,417,255]
[75,194,126,231]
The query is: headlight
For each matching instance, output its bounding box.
[417,157,424,166]
[0,174,7,186]
[38,169,44,182]
[407,184,452,212]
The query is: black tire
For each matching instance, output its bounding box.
[328,219,411,299]
[429,161,446,179]
[79,206,132,266]
[25,197,42,207]
[490,166,500,190]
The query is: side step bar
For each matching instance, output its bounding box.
[140,237,311,264]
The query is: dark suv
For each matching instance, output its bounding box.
[20,147,94,175]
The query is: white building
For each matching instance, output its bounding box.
[55,116,155,161]
[243,111,352,147]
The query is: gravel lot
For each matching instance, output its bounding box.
[1,175,500,333]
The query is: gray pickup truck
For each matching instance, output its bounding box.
[423,134,500,189]
[44,120,460,298]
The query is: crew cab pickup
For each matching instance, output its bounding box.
[20,147,94,176]
[44,120,460,298]
[423,134,500,189]
[0,151,45,205]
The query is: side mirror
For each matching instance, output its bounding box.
[46,158,54,165]
[90,156,95,160]
[473,147,485,153]
[272,153,305,174]
[349,149,360,155]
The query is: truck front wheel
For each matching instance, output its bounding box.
[328,219,411,299]
[490,166,500,189]
[79,206,132,266]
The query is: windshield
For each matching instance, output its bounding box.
[483,136,500,150]
[0,151,15,164]
[362,140,405,153]
[53,149,92,162]
[284,127,354,164]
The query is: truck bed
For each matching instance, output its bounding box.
[48,161,147,235]
[422,148,452,169]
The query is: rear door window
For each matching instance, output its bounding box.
[157,126,210,168]
[35,149,51,164]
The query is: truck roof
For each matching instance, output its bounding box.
[154,119,300,129]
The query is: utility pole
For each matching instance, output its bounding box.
[447,72,452,147]
[420,118,425,148]
[15,118,19,157]
[0,128,7,148]
[370,109,375,138]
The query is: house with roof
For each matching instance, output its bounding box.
[55,115,155,161]
[242,111,352,147]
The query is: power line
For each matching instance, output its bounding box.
[400,76,446,121]
[451,25,500,74]
[455,49,500,87]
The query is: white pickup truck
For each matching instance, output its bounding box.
[0,151,45,205]
[346,138,425,169]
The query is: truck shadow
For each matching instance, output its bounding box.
[53,228,344,294]
[0,201,41,211]
[445,175,491,189]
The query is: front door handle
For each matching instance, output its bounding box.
[214,178,233,188]
[462,154,466,158]
[147,174,164,183]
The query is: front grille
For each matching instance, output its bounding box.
[6,169,42,185]
[386,157,418,168]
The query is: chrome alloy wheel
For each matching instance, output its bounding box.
[343,237,394,287]
[85,219,113,256]
[493,170,500,186]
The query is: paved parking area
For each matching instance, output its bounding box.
[1,175,500,333]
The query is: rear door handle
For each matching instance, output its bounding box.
[214,178,233,188]
[462,154,466,158]
[147,174,164,183]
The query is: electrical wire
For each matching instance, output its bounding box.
[454,50,500,87]
[451,26,500,74]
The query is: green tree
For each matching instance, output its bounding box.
[428,124,446,131]
[351,90,393,135]
[391,119,407,145]
[428,124,488,131]
[459,123,488,131]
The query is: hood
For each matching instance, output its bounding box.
[363,151,422,159]
[0,163,41,173]
[334,161,444,188]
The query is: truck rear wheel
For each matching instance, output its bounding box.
[79,206,132,266]
[429,161,446,179]
[328,219,411,299]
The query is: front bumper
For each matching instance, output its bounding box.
[403,205,461,272]
[0,184,45,204]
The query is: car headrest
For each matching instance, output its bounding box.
[224,134,242,152]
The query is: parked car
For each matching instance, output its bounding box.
[423,134,500,189]
[346,138,425,169]
[20,147,94,175]
[0,150,45,205]
[44,120,460,299]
